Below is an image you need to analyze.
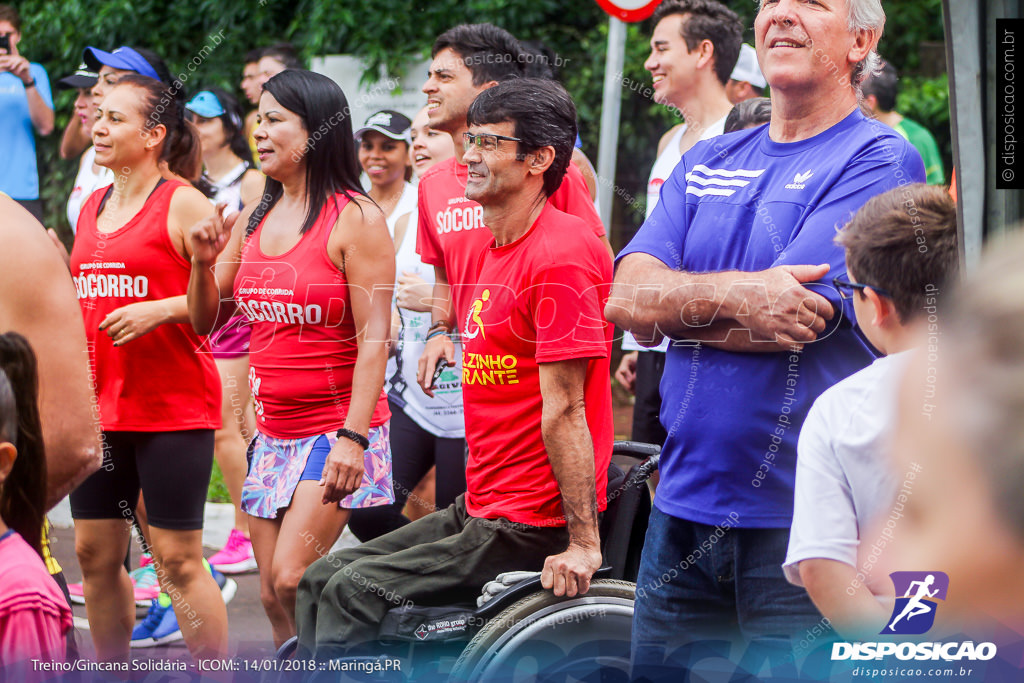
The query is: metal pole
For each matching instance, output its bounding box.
[598,16,627,230]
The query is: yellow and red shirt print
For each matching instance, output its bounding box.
[460,203,615,527]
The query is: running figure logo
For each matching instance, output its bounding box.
[881,571,949,635]
[462,289,490,341]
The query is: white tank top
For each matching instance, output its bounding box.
[67,146,114,233]
[385,205,465,438]
[624,115,729,353]
[384,182,418,237]
[206,161,251,214]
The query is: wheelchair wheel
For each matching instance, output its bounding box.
[450,579,636,682]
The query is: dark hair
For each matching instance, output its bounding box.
[113,74,202,181]
[861,59,899,112]
[0,332,46,557]
[520,40,558,81]
[247,70,366,236]
[243,47,264,66]
[0,4,19,31]
[836,183,958,323]
[724,97,772,133]
[466,78,576,198]
[132,46,175,89]
[651,0,742,86]
[202,86,254,167]
[432,24,524,86]
[261,42,304,71]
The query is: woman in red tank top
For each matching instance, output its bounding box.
[188,69,395,646]
[68,75,229,660]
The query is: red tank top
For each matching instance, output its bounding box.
[70,180,220,431]
[235,192,390,439]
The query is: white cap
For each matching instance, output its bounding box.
[730,44,766,89]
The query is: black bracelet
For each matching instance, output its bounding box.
[336,428,370,450]
[24,78,36,89]
[427,320,452,333]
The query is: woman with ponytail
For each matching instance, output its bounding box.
[0,332,73,667]
[68,74,228,661]
[188,69,395,646]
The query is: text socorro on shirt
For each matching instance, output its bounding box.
[73,262,149,299]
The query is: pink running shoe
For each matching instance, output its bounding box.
[68,580,85,605]
[131,553,160,606]
[208,529,257,574]
[67,553,160,607]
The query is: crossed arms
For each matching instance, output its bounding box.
[606,253,835,352]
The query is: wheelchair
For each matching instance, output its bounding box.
[282,441,660,682]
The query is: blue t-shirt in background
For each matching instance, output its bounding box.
[617,109,925,528]
[0,63,53,200]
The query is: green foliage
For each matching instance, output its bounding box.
[898,74,952,184]
[207,460,231,504]
[875,0,945,73]
[18,0,953,245]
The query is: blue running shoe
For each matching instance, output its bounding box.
[130,595,182,648]
[130,561,236,648]
[207,560,237,604]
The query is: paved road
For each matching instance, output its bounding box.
[50,523,283,666]
[47,397,638,672]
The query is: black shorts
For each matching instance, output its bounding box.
[69,430,215,530]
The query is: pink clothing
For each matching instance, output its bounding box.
[0,530,71,665]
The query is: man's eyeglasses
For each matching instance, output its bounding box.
[832,276,890,300]
[463,131,522,153]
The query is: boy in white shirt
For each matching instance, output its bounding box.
[783,183,958,638]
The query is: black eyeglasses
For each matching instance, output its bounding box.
[832,276,890,300]
[463,131,522,153]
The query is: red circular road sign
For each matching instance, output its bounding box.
[594,0,661,22]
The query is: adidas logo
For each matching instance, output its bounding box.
[785,170,813,190]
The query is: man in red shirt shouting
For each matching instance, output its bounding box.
[295,77,613,658]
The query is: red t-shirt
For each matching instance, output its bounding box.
[70,180,220,431]
[416,157,605,321]
[461,203,613,527]
[234,193,390,439]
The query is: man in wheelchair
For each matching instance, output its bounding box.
[295,77,615,660]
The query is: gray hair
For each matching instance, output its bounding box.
[944,230,1024,541]
[847,0,886,87]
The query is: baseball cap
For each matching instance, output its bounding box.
[355,110,412,142]
[83,46,161,82]
[57,63,98,91]
[185,91,226,119]
[730,44,766,89]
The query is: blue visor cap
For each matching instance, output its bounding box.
[83,46,161,82]
[186,91,226,118]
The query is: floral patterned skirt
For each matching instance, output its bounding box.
[241,424,394,519]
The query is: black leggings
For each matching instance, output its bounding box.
[69,430,214,530]
[348,402,466,542]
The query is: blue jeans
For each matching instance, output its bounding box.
[631,506,830,680]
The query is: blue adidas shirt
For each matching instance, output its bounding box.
[0,64,53,200]
[617,109,925,528]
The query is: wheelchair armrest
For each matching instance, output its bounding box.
[613,440,661,461]
[473,566,614,620]
[276,635,299,660]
